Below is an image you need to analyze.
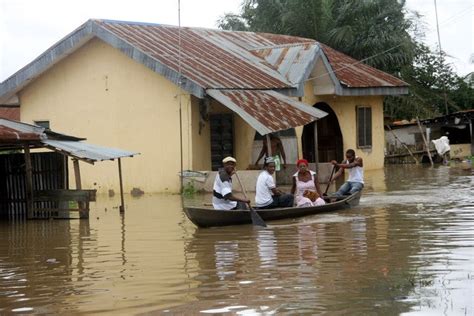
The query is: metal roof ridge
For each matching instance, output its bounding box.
[249,42,318,51]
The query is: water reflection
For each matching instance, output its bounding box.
[0,165,472,314]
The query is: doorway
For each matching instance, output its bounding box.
[302,102,343,163]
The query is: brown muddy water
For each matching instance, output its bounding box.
[0,165,473,315]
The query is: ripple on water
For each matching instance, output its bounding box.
[0,166,472,314]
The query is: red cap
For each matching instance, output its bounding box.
[296,159,309,166]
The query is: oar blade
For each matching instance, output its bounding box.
[250,208,267,227]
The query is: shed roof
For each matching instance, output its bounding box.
[43,140,138,163]
[421,109,474,127]
[0,118,45,144]
[0,118,138,162]
[0,19,408,103]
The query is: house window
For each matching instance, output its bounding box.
[356,106,372,148]
[34,120,50,129]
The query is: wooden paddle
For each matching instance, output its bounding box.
[324,165,336,196]
[234,171,267,227]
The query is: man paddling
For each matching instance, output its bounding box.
[330,149,364,197]
[212,156,250,210]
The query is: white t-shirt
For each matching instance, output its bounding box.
[346,157,364,183]
[212,170,237,210]
[255,170,276,207]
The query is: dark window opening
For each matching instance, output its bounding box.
[34,120,50,130]
[357,106,372,148]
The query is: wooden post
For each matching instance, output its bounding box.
[24,145,34,219]
[470,119,473,156]
[266,134,276,183]
[266,134,273,157]
[386,125,419,164]
[118,158,125,213]
[416,118,433,166]
[313,121,319,173]
[73,159,88,219]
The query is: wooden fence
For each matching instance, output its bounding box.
[0,152,67,220]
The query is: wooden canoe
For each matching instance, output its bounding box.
[183,191,361,228]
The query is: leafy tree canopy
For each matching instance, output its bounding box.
[218,0,473,119]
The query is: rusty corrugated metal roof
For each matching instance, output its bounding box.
[207,89,327,135]
[97,20,407,90]
[320,44,408,88]
[97,21,291,89]
[1,19,408,105]
[0,118,139,161]
[0,118,44,143]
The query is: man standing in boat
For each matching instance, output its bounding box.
[212,156,250,210]
[254,133,287,171]
[330,149,364,196]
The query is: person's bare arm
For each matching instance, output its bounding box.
[330,160,345,181]
[226,193,250,204]
[271,187,283,196]
[333,157,363,169]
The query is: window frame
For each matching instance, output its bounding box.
[356,106,372,149]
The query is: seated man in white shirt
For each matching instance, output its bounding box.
[255,157,294,209]
[212,156,250,210]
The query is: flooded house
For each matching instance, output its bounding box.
[385,110,474,164]
[0,19,408,194]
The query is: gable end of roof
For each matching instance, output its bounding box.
[0,21,97,103]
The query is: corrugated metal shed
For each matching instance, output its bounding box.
[43,140,138,163]
[207,89,327,135]
[0,119,138,162]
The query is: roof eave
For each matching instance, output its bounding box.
[91,21,205,98]
[0,19,207,101]
[335,86,409,96]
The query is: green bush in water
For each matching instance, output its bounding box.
[183,181,197,196]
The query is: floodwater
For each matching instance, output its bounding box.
[0,165,472,315]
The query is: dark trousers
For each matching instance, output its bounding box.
[260,194,294,209]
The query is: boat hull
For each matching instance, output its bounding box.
[184,191,361,228]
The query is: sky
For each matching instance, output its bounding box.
[0,0,473,82]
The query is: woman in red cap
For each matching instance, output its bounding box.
[291,159,324,207]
